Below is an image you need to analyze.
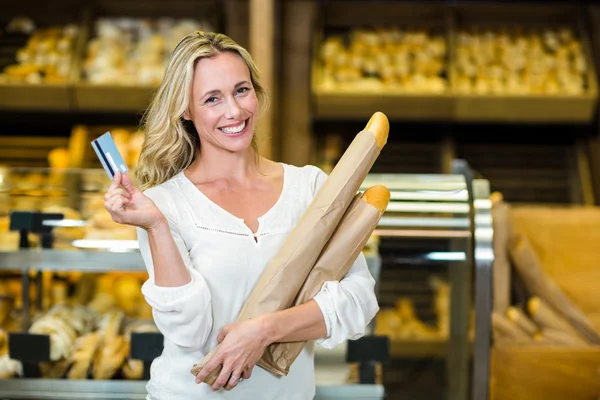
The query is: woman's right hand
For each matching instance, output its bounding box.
[104,171,165,231]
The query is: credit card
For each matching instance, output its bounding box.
[91,132,129,179]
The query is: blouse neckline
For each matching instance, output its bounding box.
[177,163,289,236]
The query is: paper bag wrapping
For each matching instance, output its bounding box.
[257,191,385,376]
[238,129,381,319]
[191,128,383,380]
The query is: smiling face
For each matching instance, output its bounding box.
[184,51,258,155]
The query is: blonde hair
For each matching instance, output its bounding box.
[137,31,270,190]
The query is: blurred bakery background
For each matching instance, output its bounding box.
[1,0,600,399]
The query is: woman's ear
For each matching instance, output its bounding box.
[182,109,191,121]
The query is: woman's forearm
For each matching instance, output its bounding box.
[261,299,328,344]
[147,220,191,287]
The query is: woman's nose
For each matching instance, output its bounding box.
[225,97,243,119]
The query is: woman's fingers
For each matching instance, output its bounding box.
[104,187,130,201]
[211,362,233,392]
[224,367,245,391]
[242,365,252,380]
[109,171,121,190]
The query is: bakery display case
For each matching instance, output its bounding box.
[355,163,490,400]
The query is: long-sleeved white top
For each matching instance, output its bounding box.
[136,162,379,400]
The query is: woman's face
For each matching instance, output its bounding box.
[185,51,258,154]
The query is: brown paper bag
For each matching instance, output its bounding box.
[257,189,387,376]
[190,112,389,382]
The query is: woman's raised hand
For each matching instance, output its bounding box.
[104,172,165,231]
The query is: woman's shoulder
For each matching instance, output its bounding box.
[141,173,186,218]
[282,163,329,198]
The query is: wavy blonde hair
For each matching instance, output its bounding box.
[137,31,270,190]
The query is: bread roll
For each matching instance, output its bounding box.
[92,335,128,380]
[0,355,22,379]
[29,314,77,361]
[67,332,101,379]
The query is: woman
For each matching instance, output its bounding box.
[104,31,379,400]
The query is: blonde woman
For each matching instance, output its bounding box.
[104,31,379,400]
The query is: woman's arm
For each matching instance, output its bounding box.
[260,299,327,343]
[215,299,326,346]
[144,219,191,287]
[200,252,377,392]
[136,186,214,351]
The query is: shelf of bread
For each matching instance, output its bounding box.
[311,2,453,121]
[0,16,81,111]
[0,271,159,381]
[72,11,214,112]
[374,276,474,358]
[311,3,598,123]
[0,123,148,253]
[451,4,598,123]
[0,1,220,112]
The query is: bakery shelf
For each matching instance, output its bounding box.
[0,84,72,111]
[451,3,599,123]
[389,338,474,358]
[311,2,454,121]
[0,379,384,400]
[0,7,85,111]
[71,0,222,113]
[0,379,147,400]
[72,84,158,113]
[390,338,447,358]
[310,2,599,123]
[0,249,145,272]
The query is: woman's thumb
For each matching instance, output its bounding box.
[121,173,139,194]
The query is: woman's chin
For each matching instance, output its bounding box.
[220,135,255,153]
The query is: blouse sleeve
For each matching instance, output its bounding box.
[306,166,380,349]
[137,186,213,351]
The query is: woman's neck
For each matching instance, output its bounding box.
[186,147,261,184]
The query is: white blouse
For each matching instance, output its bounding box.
[136,163,379,400]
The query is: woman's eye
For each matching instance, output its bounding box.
[205,96,218,104]
[237,87,250,94]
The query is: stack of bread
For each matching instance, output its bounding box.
[454,26,588,95]
[319,27,447,93]
[82,17,212,85]
[375,275,475,342]
[374,275,473,341]
[0,297,158,380]
[490,193,600,348]
[0,17,79,84]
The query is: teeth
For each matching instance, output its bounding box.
[220,120,246,134]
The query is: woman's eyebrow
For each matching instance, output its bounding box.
[201,81,250,98]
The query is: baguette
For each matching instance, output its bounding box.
[506,306,538,336]
[492,312,532,344]
[528,297,588,343]
[534,329,591,347]
[67,333,101,379]
[365,111,389,150]
[364,184,390,212]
